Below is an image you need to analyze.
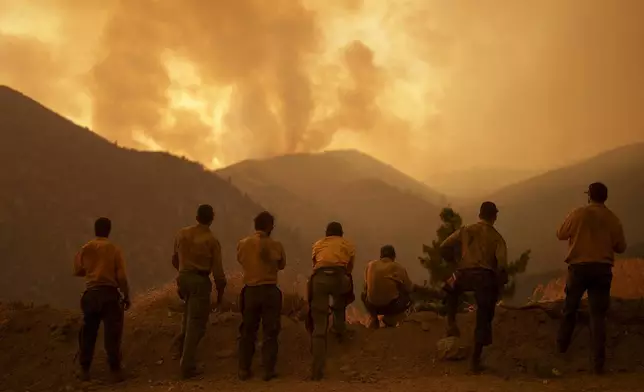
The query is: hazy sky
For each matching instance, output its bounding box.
[1,0,643,180]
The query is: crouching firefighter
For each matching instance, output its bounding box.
[171,204,227,379]
[73,217,130,383]
[362,245,415,328]
[307,221,356,380]
[439,201,508,373]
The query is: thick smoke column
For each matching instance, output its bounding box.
[2,0,644,177]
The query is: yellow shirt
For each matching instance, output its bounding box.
[365,257,413,306]
[441,221,507,271]
[557,203,627,265]
[73,237,129,293]
[173,224,225,280]
[312,236,355,273]
[237,231,286,286]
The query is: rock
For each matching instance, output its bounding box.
[211,312,239,325]
[436,336,467,361]
[156,359,164,365]
[407,311,438,324]
[339,365,352,373]
[421,321,432,331]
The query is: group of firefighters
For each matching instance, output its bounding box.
[72,181,626,383]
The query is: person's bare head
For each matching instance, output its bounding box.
[196,204,215,226]
[254,211,275,235]
[380,245,396,260]
[326,221,344,237]
[479,201,499,224]
[94,217,112,238]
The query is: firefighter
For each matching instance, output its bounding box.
[237,211,286,381]
[308,221,355,380]
[172,204,226,379]
[440,201,508,373]
[362,245,415,328]
[74,217,130,383]
[556,182,627,374]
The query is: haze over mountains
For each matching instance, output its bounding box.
[463,143,644,300]
[425,167,541,200]
[1,85,643,308]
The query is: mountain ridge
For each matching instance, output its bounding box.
[0,85,309,307]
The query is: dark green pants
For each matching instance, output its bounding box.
[176,272,212,374]
[310,268,351,377]
[238,284,282,374]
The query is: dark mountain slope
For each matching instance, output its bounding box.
[0,85,308,307]
[217,151,444,284]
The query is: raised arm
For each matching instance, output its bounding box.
[556,209,578,241]
[440,228,462,262]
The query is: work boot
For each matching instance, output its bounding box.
[263,371,278,381]
[469,343,485,374]
[591,357,606,375]
[171,334,185,360]
[76,368,91,382]
[109,369,125,384]
[469,360,486,374]
[181,368,204,380]
[238,369,252,381]
[310,369,324,381]
[446,324,461,338]
[367,318,380,329]
[331,327,354,343]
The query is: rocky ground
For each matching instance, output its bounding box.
[2,284,644,392]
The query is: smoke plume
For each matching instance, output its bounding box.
[1,0,644,179]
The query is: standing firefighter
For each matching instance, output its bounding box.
[307,221,355,381]
[556,182,627,374]
[237,211,286,381]
[73,217,130,383]
[172,204,226,379]
[439,201,508,373]
[362,245,415,328]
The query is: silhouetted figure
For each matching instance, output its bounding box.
[307,221,356,380]
[556,182,627,374]
[362,245,415,328]
[440,201,508,373]
[73,217,130,383]
[237,211,286,381]
[171,204,226,379]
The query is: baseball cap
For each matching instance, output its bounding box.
[585,182,608,202]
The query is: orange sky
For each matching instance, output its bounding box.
[1,0,644,180]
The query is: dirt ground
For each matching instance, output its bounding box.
[2,285,644,392]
